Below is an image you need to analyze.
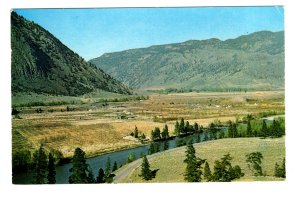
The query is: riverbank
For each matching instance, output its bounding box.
[115,136,285,183]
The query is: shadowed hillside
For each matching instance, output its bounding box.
[11,11,131,96]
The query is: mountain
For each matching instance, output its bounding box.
[11,12,131,96]
[90,31,284,91]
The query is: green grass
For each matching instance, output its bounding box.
[119,137,285,183]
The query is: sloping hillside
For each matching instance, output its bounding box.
[90,31,284,91]
[11,11,131,96]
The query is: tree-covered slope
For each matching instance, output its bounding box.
[90,31,284,91]
[11,11,131,96]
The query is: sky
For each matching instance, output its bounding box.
[15,7,284,60]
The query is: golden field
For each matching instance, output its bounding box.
[12,91,284,158]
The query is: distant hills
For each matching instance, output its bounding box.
[11,12,131,96]
[90,31,284,91]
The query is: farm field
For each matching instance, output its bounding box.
[116,137,285,183]
[12,90,285,158]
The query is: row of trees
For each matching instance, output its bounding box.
[68,148,119,183]
[19,145,56,184]
[174,118,204,136]
[181,142,285,182]
[183,141,244,182]
[151,125,170,141]
[227,118,284,138]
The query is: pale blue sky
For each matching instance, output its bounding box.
[15,7,284,60]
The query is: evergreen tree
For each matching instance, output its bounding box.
[154,142,160,153]
[139,156,152,180]
[161,124,169,139]
[212,153,243,182]
[174,121,180,136]
[196,133,201,143]
[203,133,209,141]
[96,168,105,183]
[185,121,190,133]
[203,162,212,181]
[148,143,155,155]
[87,166,95,183]
[69,148,89,183]
[246,119,252,137]
[194,122,199,134]
[151,127,161,141]
[163,140,169,150]
[232,123,238,138]
[270,120,283,137]
[179,118,185,133]
[134,126,139,138]
[282,157,286,178]
[184,140,205,182]
[245,152,263,176]
[112,161,118,172]
[228,121,233,138]
[274,157,286,178]
[33,145,48,184]
[274,162,280,177]
[261,119,268,137]
[47,153,56,184]
[104,157,111,183]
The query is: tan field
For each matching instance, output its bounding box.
[12,91,284,158]
[118,137,285,183]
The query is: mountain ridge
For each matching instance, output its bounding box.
[90,30,284,91]
[11,11,131,96]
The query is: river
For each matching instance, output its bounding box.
[13,132,209,184]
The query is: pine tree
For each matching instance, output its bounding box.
[194,122,199,134]
[246,119,252,137]
[87,166,95,183]
[69,148,89,183]
[151,127,161,141]
[245,152,263,176]
[212,154,243,182]
[232,123,238,138]
[174,121,180,136]
[148,143,155,155]
[184,140,205,182]
[104,157,111,183]
[161,124,169,139]
[47,153,56,184]
[185,121,190,133]
[179,118,185,133]
[134,126,139,138]
[281,157,286,178]
[203,162,212,181]
[112,161,118,172]
[274,162,280,177]
[196,133,201,143]
[139,156,152,180]
[96,168,105,183]
[228,121,233,138]
[163,140,169,150]
[261,119,268,137]
[274,157,286,178]
[33,145,48,184]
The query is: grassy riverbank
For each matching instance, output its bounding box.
[117,136,285,183]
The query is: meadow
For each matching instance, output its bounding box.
[117,137,285,183]
[12,90,285,158]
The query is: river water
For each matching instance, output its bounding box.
[13,133,209,184]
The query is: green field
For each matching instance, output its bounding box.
[118,137,285,183]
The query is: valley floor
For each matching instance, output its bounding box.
[12,91,284,158]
